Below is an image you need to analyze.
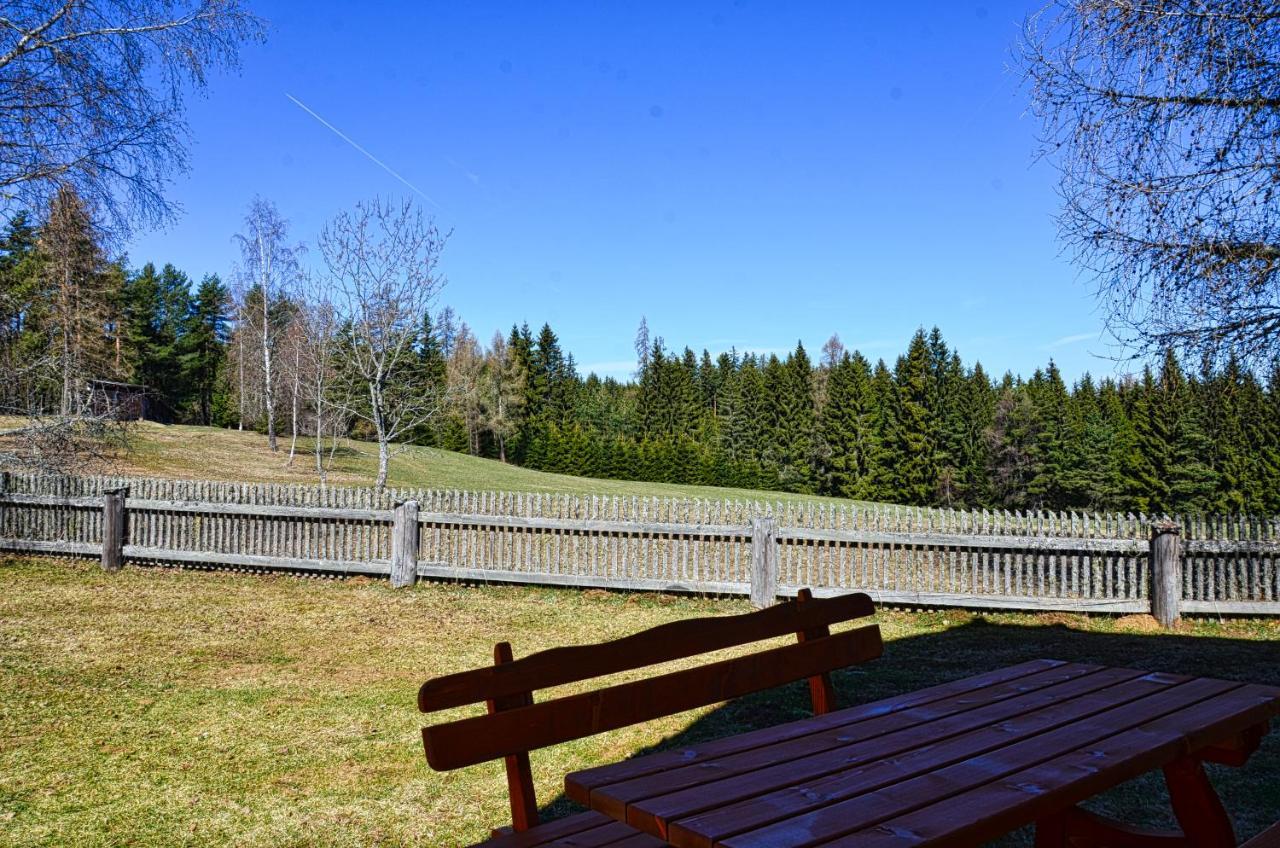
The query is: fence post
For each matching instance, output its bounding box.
[390,499,420,588]
[0,470,8,540]
[101,487,127,572]
[750,516,778,609]
[1149,520,1181,628]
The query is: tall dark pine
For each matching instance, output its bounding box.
[889,330,939,505]
[178,274,229,425]
[123,262,193,418]
[819,351,879,500]
[763,343,817,493]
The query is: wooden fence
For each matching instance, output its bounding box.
[1,472,1278,624]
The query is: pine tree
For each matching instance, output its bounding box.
[864,359,898,502]
[721,354,767,471]
[819,351,879,499]
[179,274,229,425]
[123,262,193,417]
[39,185,117,414]
[986,377,1041,509]
[1026,362,1072,509]
[889,330,939,505]
[0,212,53,409]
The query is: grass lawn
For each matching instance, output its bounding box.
[93,420,868,507]
[1,556,1277,847]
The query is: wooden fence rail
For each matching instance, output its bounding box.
[0,472,1277,625]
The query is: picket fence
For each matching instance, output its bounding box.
[1,472,1278,623]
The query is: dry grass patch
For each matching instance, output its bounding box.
[1,557,1278,846]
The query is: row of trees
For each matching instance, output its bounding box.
[422,323,1280,516]
[0,188,448,489]
[4,188,1278,512]
[0,188,228,424]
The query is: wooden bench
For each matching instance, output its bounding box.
[417,588,883,847]
[1243,822,1280,848]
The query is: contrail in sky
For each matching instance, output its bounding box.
[285,92,440,208]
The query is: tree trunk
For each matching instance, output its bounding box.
[314,401,326,489]
[287,342,301,464]
[262,287,276,451]
[237,324,245,431]
[371,380,389,491]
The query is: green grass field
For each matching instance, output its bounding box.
[1,556,1277,847]
[104,421,861,507]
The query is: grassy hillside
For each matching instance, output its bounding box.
[105,422,858,505]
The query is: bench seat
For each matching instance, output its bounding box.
[468,811,665,848]
[422,588,882,840]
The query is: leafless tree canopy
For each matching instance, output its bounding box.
[0,0,263,236]
[321,198,448,490]
[233,197,301,452]
[1023,1,1280,365]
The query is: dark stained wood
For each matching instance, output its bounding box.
[423,623,883,771]
[464,811,669,848]
[1163,757,1235,847]
[487,641,539,833]
[1200,720,1268,767]
[418,589,884,842]
[1034,807,1189,848]
[657,670,1187,847]
[562,669,1279,848]
[565,659,1072,805]
[807,682,1280,848]
[609,666,1140,833]
[419,591,875,712]
[794,588,837,715]
[1242,822,1280,848]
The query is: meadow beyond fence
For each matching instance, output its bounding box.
[1,472,1278,624]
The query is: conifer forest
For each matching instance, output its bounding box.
[4,188,1278,516]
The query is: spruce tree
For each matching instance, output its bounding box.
[765,343,817,493]
[889,330,939,505]
[178,274,229,425]
[819,351,879,499]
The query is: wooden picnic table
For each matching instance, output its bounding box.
[565,659,1280,848]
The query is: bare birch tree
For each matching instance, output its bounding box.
[233,199,301,452]
[0,1,263,236]
[1023,1,1280,364]
[321,198,448,490]
[292,273,347,487]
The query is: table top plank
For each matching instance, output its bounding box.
[709,676,1240,848]
[573,661,1105,822]
[623,667,1155,836]
[809,682,1280,848]
[565,658,1070,807]
[665,671,1200,848]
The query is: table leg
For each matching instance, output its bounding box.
[1034,754,1239,848]
[1163,757,1236,848]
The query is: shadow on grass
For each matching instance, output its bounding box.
[529,618,1280,844]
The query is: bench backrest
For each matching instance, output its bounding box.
[417,589,882,832]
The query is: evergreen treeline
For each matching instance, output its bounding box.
[3,191,1278,514]
[433,324,1280,516]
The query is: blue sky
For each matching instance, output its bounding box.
[127,0,1120,382]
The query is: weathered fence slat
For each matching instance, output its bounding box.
[1,472,1278,623]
